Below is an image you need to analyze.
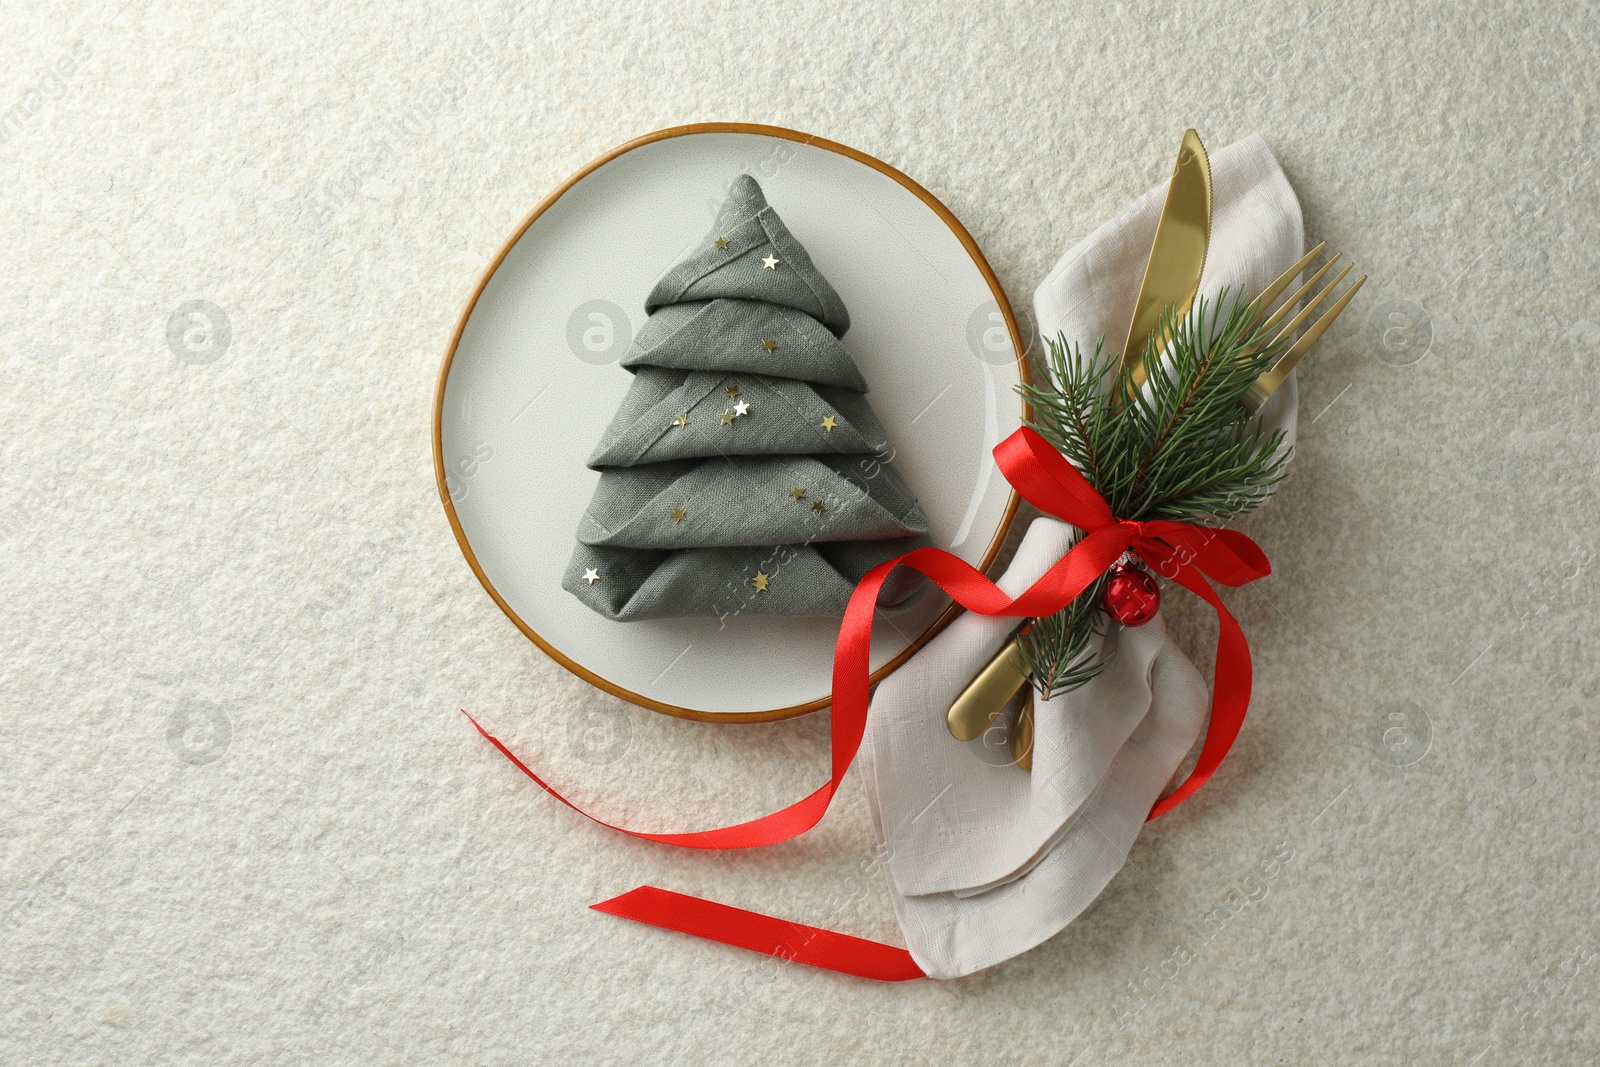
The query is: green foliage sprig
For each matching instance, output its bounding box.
[1015,292,1292,698]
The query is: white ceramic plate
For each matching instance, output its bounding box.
[435,125,1025,720]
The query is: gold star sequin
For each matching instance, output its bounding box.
[582,568,601,585]
[671,413,691,428]
[751,571,771,593]
[725,385,741,399]
[732,399,750,417]
[759,338,779,353]
[789,487,807,500]
[720,410,736,426]
[670,506,688,524]
[760,254,780,270]
[811,500,828,514]
[819,415,838,432]
[713,236,730,250]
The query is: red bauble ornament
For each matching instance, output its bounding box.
[1103,564,1160,626]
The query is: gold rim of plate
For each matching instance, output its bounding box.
[431,121,1031,723]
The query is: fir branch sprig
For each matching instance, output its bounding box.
[1014,292,1292,698]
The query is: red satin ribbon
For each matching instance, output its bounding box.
[468,426,1270,980]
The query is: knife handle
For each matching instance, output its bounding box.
[947,632,1034,741]
[1010,689,1035,772]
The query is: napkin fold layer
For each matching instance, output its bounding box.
[576,454,928,550]
[646,175,851,336]
[622,299,868,391]
[564,536,927,621]
[859,133,1305,979]
[586,369,891,467]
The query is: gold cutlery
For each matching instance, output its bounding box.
[946,138,1366,762]
[947,628,1033,741]
[945,636,1036,771]
[1118,128,1213,393]
[1010,689,1034,772]
[948,129,1215,751]
[1240,242,1367,412]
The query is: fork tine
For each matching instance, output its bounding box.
[1247,241,1327,324]
[1265,261,1355,348]
[1243,274,1367,413]
[1256,254,1342,338]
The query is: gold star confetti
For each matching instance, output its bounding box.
[759,338,779,352]
[733,399,750,417]
[671,413,691,428]
[751,571,771,593]
[713,236,730,250]
[670,506,688,523]
[582,568,601,585]
[720,410,736,426]
[760,254,780,270]
[811,500,828,514]
[725,385,742,399]
[819,415,838,432]
[789,487,807,500]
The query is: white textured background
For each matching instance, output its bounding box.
[2,1,1596,1063]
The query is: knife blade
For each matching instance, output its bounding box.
[1118,128,1213,393]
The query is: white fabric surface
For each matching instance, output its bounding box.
[7,4,1599,1063]
[861,135,1306,978]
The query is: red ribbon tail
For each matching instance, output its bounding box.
[592,887,925,982]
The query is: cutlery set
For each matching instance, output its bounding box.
[946,129,1365,766]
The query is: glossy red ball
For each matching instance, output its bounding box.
[1103,566,1160,626]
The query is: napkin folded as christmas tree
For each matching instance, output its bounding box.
[565,175,930,620]
[858,134,1304,979]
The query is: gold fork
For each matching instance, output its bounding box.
[946,244,1367,753]
[1239,241,1367,413]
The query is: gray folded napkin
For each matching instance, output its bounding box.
[563,174,929,620]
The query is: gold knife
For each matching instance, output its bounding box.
[947,129,1215,751]
[1118,129,1214,393]
[947,627,1033,741]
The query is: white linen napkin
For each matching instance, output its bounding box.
[858,134,1305,979]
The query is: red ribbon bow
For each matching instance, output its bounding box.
[467,427,1271,980]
